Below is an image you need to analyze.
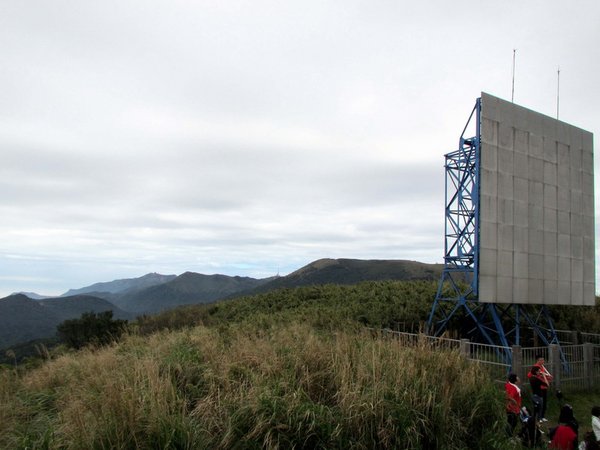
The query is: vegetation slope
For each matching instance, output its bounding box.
[2,279,599,449]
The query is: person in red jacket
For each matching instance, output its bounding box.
[505,373,522,435]
[550,404,579,450]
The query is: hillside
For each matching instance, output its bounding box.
[4,258,597,352]
[112,259,444,314]
[136,280,440,336]
[0,294,133,350]
[286,258,443,284]
[136,277,600,343]
[0,280,509,449]
[231,258,444,298]
[0,260,444,350]
[55,260,445,315]
[0,295,59,349]
[39,296,134,322]
[3,278,599,448]
[3,276,442,354]
[11,260,443,317]
[113,272,273,313]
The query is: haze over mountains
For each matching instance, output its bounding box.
[2,259,444,350]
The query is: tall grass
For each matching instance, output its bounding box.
[0,322,512,449]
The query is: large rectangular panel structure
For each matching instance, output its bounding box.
[479,92,595,305]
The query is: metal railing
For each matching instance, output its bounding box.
[581,332,600,345]
[376,328,600,391]
[465,340,512,381]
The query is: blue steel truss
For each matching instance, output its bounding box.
[426,98,481,338]
[426,97,563,368]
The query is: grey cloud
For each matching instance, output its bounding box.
[1,0,598,296]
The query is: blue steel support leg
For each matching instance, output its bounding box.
[488,304,510,348]
[430,299,463,338]
[487,304,512,365]
[462,302,498,348]
[517,305,570,372]
[427,274,447,333]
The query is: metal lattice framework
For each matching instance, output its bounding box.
[426,97,563,367]
[426,99,481,337]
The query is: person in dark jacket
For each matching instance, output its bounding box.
[528,365,549,421]
[533,355,552,421]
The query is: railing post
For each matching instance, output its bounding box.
[584,343,594,389]
[512,345,522,379]
[571,330,579,345]
[460,339,470,358]
[549,344,561,390]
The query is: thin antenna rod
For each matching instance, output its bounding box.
[511,49,516,103]
[556,66,560,120]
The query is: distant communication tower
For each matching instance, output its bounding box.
[427,93,595,359]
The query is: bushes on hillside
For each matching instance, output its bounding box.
[134,280,437,336]
[57,311,128,349]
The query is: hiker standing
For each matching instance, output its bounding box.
[529,355,552,422]
[505,373,522,435]
[528,366,547,422]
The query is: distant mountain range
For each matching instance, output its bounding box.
[1,259,443,350]
[61,272,177,297]
[11,291,54,300]
[109,272,275,313]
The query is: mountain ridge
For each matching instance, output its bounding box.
[113,272,275,313]
[2,259,444,350]
[62,272,177,297]
[10,292,54,300]
[234,258,444,297]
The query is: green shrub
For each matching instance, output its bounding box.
[57,311,128,350]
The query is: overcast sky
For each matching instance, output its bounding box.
[1,0,599,297]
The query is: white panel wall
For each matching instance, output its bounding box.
[478,92,595,305]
